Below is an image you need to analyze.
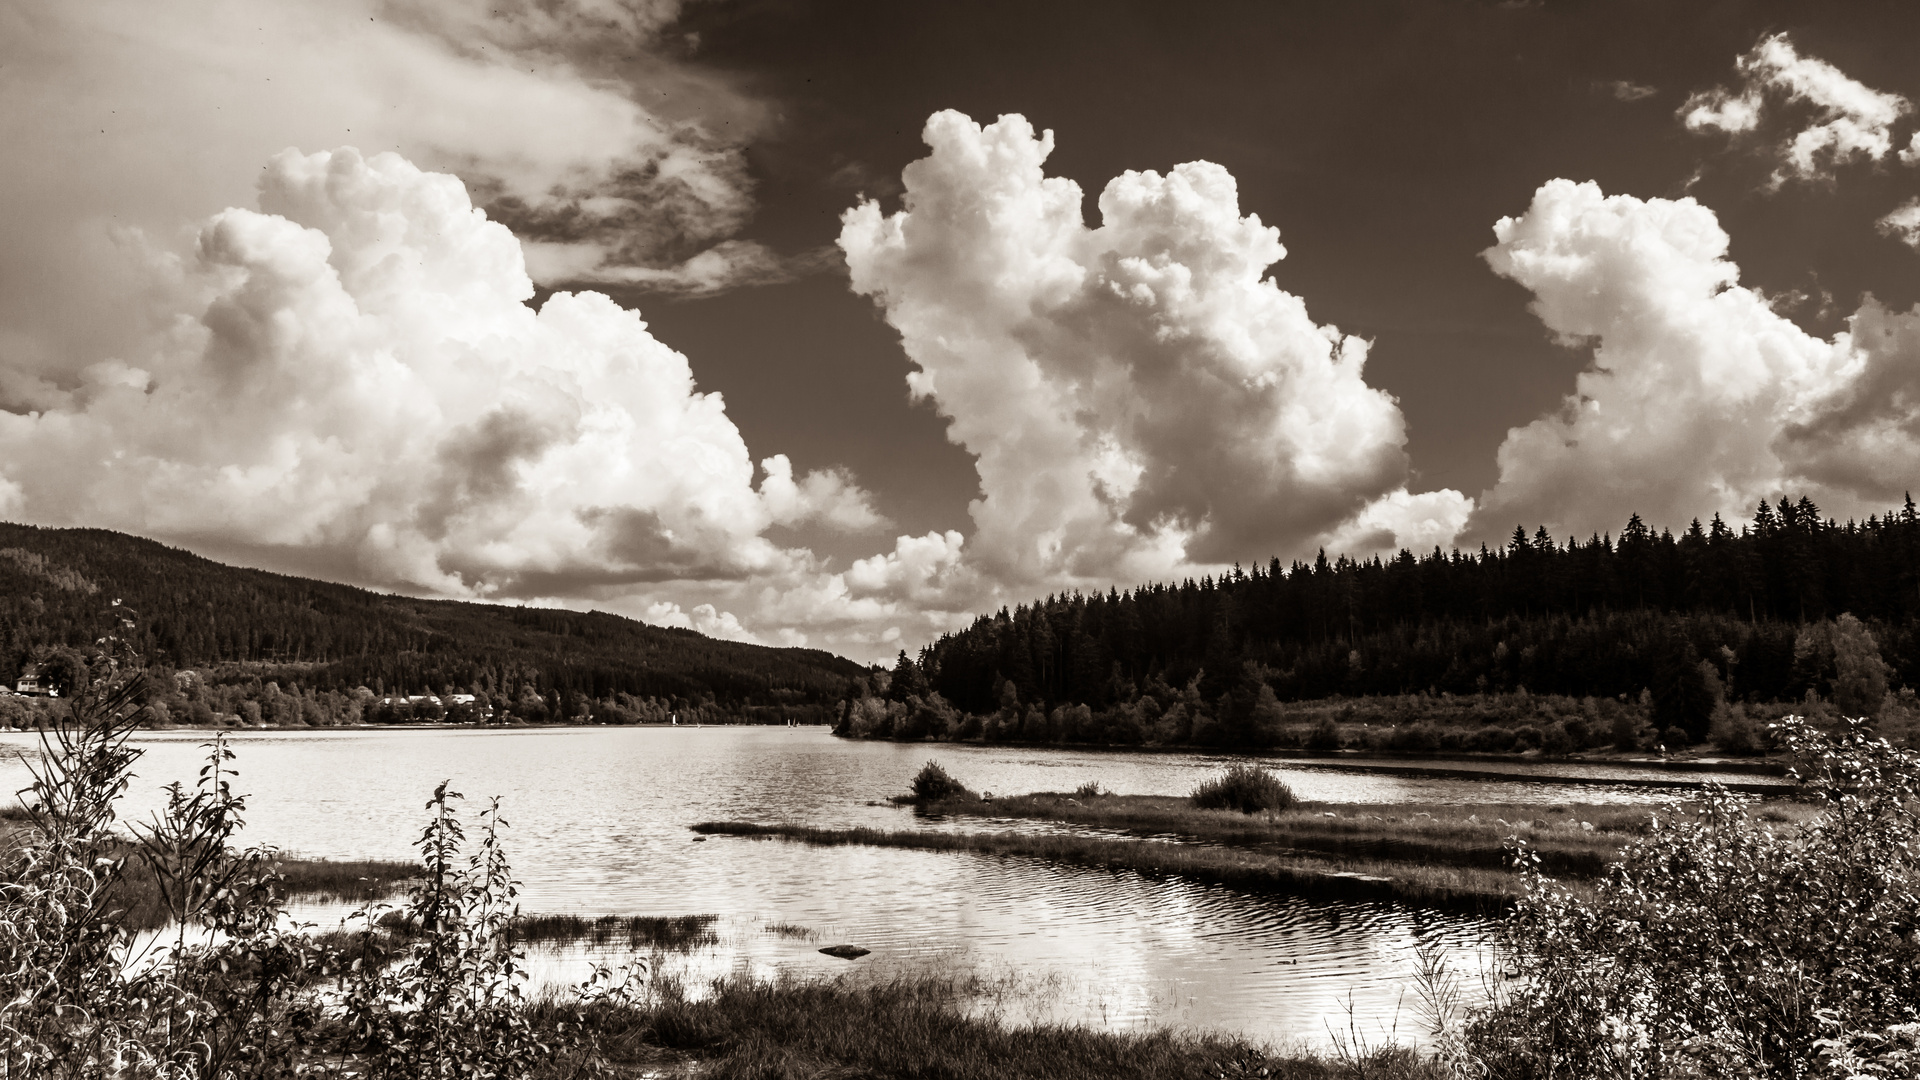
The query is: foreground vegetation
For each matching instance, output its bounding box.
[544,973,1440,1080]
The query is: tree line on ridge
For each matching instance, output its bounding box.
[854,496,1920,749]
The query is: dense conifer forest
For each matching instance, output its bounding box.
[0,523,862,724]
[859,496,1920,750]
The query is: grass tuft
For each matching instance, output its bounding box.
[514,913,718,951]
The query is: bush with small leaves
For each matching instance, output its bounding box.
[909,760,974,803]
[1457,716,1920,1079]
[1190,765,1295,815]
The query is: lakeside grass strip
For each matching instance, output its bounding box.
[533,972,1446,1080]
[689,820,1521,912]
[921,792,1817,880]
[929,793,1645,879]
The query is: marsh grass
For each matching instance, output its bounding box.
[929,791,1816,881]
[514,913,717,951]
[690,820,1526,910]
[533,971,1445,1080]
[763,922,814,940]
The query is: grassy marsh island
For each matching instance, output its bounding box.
[688,796,1811,909]
[692,759,1816,911]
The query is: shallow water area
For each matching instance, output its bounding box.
[0,725,1763,1047]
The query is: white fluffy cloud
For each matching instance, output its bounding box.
[839,111,1470,590]
[0,149,879,605]
[1472,178,1920,540]
[0,0,769,391]
[1681,33,1911,184]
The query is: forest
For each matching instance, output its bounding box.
[0,524,862,726]
[850,496,1920,751]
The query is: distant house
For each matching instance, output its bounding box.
[377,695,442,708]
[14,666,56,697]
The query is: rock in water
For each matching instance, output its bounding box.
[819,944,870,960]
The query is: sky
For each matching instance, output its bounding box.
[5,0,1920,663]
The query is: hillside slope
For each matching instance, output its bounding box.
[0,523,863,708]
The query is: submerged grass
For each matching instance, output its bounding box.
[535,971,1444,1080]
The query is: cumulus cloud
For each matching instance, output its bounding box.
[644,601,760,643]
[758,454,888,533]
[1472,178,1920,541]
[838,111,1470,589]
[0,149,880,609]
[0,0,776,396]
[1681,33,1911,184]
[1317,489,1479,559]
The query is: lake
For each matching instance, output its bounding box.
[0,725,1781,1048]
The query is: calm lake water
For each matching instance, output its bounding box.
[0,726,1782,1048]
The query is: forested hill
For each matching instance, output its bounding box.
[904,496,1920,737]
[0,524,863,707]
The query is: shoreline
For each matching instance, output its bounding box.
[0,722,1791,786]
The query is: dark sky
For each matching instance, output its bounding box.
[9,0,1920,660]
[632,0,1920,549]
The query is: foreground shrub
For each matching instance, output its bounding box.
[1455,716,1920,1078]
[910,760,974,802]
[1190,764,1295,814]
